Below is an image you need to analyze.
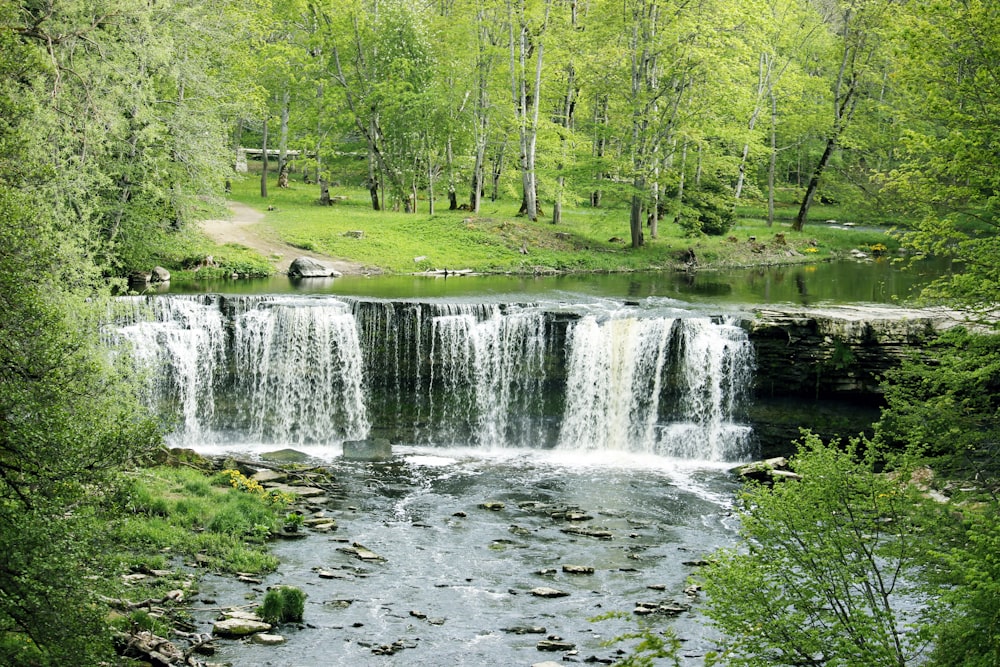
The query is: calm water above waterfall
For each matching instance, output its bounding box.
[160,257,948,305]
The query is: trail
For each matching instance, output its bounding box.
[200,201,367,275]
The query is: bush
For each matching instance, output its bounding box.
[676,180,735,236]
[259,586,306,625]
[699,433,941,666]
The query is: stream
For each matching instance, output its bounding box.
[190,448,740,666]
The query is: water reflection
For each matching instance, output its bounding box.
[160,258,950,306]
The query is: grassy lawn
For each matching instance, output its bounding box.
[226,171,900,274]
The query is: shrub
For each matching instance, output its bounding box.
[259,586,306,625]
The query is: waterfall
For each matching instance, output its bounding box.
[114,295,756,460]
[114,296,226,440]
[425,305,549,448]
[556,315,754,459]
[232,298,369,446]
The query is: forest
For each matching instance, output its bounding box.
[1,0,999,664]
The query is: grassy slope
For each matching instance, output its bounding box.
[226,172,899,274]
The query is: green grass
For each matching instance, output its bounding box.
[108,466,286,576]
[225,172,902,274]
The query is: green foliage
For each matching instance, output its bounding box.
[677,180,737,237]
[110,467,286,574]
[592,611,681,667]
[929,509,1000,666]
[259,586,306,625]
[699,433,939,666]
[876,328,1000,485]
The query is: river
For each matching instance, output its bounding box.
[114,259,944,665]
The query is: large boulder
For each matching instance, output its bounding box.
[342,438,392,461]
[150,266,171,283]
[288,256,342,279]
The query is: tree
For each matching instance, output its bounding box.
[14,0,260,274]
[0,9,160,663]
[882,0,1000,314]
[700,433,939,666]
[792,0,898,231]
[507,0,551,221]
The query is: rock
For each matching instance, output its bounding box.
[634,600,691,616]
[265,483,327,498]
[212,617,272,637]
[309,521,338,532]
[150,266,171,283]
[288,256,342,278]
[251,469,287,484]
[251,633,286,645]
[537,639,576,651]
[479,501,505,511]
[562,564,595,575]
[260,448,311,463]
[338,542,384,562]
[733,457,801,485]
[530,587,570,598]
[561,526,613,540]
[342,438,392,462]
[502,625,547,634]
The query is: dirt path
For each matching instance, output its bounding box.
[200,201,368,275]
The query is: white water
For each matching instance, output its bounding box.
[113,295,756,461]
[233,298,369,445]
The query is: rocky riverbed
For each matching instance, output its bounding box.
[186,447,742,666]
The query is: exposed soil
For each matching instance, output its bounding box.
[200,201,368,275]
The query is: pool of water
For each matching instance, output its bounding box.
[189,447,740,665]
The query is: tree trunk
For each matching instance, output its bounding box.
[490,143,504,201]
[648,179,659,239]
[552,178,562,225]
[591,95,608,207]
[793,136,836,231]
[629,190,644,249]
[768,90,777,227]
[278,88,290,178]
[260,118,268,199]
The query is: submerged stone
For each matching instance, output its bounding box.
[530,587,569,598]
[537,639,576,651]
[342,438,392,461]
[502,626,547,635]
[562,564,595,575]
[260,448,310,463]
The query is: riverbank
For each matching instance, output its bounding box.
[165,175,902,281]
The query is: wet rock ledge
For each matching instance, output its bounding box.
[743,305,962,455]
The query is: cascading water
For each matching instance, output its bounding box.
[232,298,369,446]
[557,314,754,459]
[112,295,756,461]
[115,296,227,440]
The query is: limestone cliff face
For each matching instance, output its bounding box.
[741,305,962,456]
